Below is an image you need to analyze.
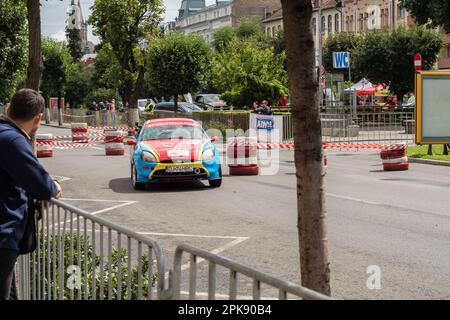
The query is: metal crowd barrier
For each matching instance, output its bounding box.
[282,111,415,145]
[170,244,332,300]
[17,200,331,301]
[17,199,168,300]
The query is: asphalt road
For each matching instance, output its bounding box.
[36,125,450,300]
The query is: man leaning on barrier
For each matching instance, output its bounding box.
[0,89,62,300]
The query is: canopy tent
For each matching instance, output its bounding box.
[344,79,385,95]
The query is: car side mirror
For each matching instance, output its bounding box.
[127,140,136,146]
[211,136,218,143]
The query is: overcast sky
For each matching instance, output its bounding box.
[41,0,216,44]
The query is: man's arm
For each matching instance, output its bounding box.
[1,136,58,200]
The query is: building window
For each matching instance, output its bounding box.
[278,24,281,32]
[345,16,349,32]
[312,18,317,36]
[364,13,368,30]
[272,26,275,38]
[359,13,363,31]
[385,8,389,27]
[327,15,332,35]
[335,14,340,32]
[321,16,325,34]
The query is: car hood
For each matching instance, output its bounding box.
[141,139,209,162]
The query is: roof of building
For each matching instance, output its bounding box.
[263,1,341,23]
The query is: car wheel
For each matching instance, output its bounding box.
[208,167,222,188]
[131,163,146,190]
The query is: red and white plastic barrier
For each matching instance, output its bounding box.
[71,123,88,143]
[36,134,54,158]
[256,143,408,150]
[105,142,125,156]
[104,130,125,155]
[226,137,259,175]
[380,145,409,171]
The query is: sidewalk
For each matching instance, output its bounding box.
[40,121,71,129]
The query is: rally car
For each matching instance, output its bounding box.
[129,118,222,190]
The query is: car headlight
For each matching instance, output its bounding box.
[202,148,215,161]
[141,150,157,163]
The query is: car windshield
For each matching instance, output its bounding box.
[141,125,207,141]
[182,104,202,111]
[203,95,221,103]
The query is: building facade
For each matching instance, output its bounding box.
[66,0,96,55]
[342,0,411,32]
[176,0,280,43]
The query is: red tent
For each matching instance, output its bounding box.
[357,84,384,95]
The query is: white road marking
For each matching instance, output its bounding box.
[139,232,248,240]
[178,291,280,300]
[51,175,72,182]
[326,193,381,206]
[90,201,138,215]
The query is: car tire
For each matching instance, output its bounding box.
[208,167,222,188]
[131,163,146,190]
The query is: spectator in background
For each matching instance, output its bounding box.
[252,101,260,113]
[260,100,272,115]
[279,95,287,108]
[110,99,117,128]
[98,101,107,126]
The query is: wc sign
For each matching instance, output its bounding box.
[333,52,350,69]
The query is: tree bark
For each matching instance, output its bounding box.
[26,0,42,90]
[281,0,331,296]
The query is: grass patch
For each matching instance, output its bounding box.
[407,145,450,162]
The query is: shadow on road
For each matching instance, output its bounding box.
[109,178,211,194]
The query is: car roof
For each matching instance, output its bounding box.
[155,102,195,106]
[144,118,200,128]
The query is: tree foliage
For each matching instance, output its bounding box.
[353,27,442,100]
[210,37,288,108]
[0,0,27,101]
[41,38,73,102]
[400,0,450,33]
[66,27,83,62]
[89,0,164,108]
[323,32,361,81]
[212,18,269,52]
[146,32,211,109]
[65,66,94,108]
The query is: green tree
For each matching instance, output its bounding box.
[211,26,235,51]
[92,44,122,91]
[65,66,94,109]
[41,38,73,124]
[353,27,442,100]
[323,32,361,81]
[0,0,27,101]
[235,17,264,39]
[400,0,450,33]
[146,32,211,112]
[66,27,83,62]
[89,0,164,126]
[210,37,287,107]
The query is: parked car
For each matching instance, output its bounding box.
[194,94,230,111]
[152,102,202,115]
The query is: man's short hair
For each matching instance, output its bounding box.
[8,89,45,121]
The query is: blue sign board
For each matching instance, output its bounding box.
[256,118,274,131]
[333,52,350,69]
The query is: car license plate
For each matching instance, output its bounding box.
[165,166,194,173]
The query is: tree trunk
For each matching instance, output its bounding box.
[127,66,145,127]
[174,97,178,113]
[26,0,42,90]
[281,0,331,296]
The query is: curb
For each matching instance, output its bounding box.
[40,122,71,129]
[408,157,450,167]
